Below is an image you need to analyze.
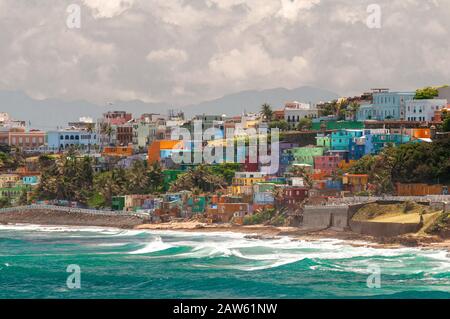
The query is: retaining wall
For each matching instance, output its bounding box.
[303,205,349,231]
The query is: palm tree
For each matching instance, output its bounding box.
[261,103,273,122]
[348,102,360,121]
[271,186,285,211]
[170,165,225,193]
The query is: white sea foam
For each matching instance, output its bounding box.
[128,236,172,254]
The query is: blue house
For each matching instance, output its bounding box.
[47,130,99,151]
[357,90,415,121]
[22,175,39,185]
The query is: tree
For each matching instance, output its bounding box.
[209,163,241,185]
[170,165,226,193]
[269,120,289,131]
[443,116,450,132]
[146,162,164,193]
[128,159,149,194]
[261,103,273,122]
[415,86,440,100]
[271,186,285,211]
[297,118,312,131]
[348,102,360,121]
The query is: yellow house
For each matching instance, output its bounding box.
[0,174,21,188]
[231,172,266,195]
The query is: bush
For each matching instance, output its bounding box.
[426,212,449,234]
[243,208,276,225]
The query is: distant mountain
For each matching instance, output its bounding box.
[0,86,339,130]
[183,86,340,117]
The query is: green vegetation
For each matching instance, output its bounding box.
[169,165,226,193]
[0,147,25,171]
[35,150,164,207]
[442,110,450,132]
[348,138,450,194]
[269,120,289,131]
[297,118,312,131]
[425,212,449,235]
[261,103,273,121]
[209,163,241,184]
[414,86,440,100]
[243,208,286,226]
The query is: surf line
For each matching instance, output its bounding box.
[173,303,208,317]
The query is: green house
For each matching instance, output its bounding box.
[312,121,364,131]
[0,184,31,204]
[291,146,324,166]
[187,196,208,213]
[112,196,125,211]
[316,134,331,150]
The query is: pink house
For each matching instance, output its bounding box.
[314,155,340,175]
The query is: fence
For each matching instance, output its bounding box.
[314,195,450,207]
[0,204,149,219]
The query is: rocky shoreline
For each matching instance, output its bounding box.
[0,209,150,229]
[0,209,449,250]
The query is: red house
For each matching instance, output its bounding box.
[314,155,340,175]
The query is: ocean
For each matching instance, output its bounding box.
[0,224,449,299]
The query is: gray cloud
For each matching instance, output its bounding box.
[0,0,449,106]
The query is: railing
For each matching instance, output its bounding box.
[311,195,450,207]
[0,204,150,218]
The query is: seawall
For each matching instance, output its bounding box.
[0,206,150,229]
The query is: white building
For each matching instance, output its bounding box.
[405,99,447,122]
[284,101,318,128]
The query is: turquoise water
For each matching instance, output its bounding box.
[0,224,449,299]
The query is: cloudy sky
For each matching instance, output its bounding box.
[0,0,449,106]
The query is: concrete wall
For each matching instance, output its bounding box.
[303,205,349,230]
[349,220,421,237]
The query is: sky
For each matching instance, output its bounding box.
[0,0,449,106]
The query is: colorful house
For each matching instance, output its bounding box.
[315,134,331,150]
[283,187,308,208]
[331,130,364,152]
[291,146,324,166]
[371,134,411,153]
[314,155,340,175]
[148,140,187,164]
[312,121,364,131]
[231,172,266,195]
[22,175,39,185]
[342,174,369,193]
[102,145,133,157]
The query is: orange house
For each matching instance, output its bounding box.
[102,144,133,157]
[148,140,185,164]
[411,128,431,139]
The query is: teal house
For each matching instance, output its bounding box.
[331,130,364,151]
